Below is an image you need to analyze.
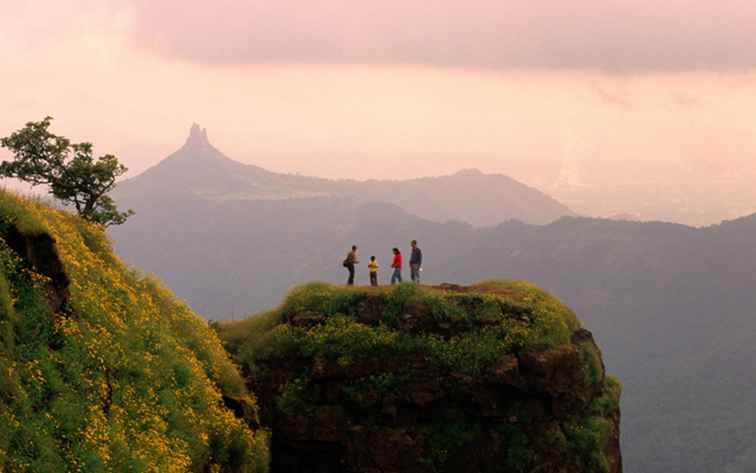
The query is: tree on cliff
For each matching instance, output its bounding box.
[0,117,134,226]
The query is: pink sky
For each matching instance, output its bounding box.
[129,0,756,71]
[3,0,756,223]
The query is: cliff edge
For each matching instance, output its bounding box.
[221,281,622,473]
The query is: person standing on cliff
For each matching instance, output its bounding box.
[390,247,403,285]
[410,240,423,284]
[343,245,359,285]
[368,256,379,287]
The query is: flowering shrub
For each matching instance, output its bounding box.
[0,190,268,472]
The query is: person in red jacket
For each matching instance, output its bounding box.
[390,247,403,285]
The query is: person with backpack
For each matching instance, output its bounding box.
[390,247,403,285]
[343,245,359,285]
[410,240,423,284]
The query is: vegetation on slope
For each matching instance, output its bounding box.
[223,281,581,376]
[0,190,268,472]
[221,281,621,473]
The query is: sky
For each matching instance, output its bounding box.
[3,0,756,222]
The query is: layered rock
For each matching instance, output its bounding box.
[222,281,622,473]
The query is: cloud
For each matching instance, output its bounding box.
[128,0,756,71]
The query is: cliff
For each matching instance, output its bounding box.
[0,188,621,473]
[0,191,268,472]
[221,281,622,473]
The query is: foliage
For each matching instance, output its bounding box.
[565,417,614,473]
[217,309,283,361]
[250,315,419,371]
[421,420,481,471]
[0,117,133,226]
[340,372,411,407]
[476,278,581,331]
[496,424,533,473]
[0,189,268,472]
[578,339,604,387]
[221,281,619,473]
[0,272,17,353]
[279,282,367,318]
[226,281,580,379]
[276,376,314,417]
[591,376,622,417]
[423,327,505,375]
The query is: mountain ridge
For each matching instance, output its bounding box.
[115,124,575,225]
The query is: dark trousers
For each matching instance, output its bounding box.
[346,264,355,285]
[410,264,421,283]
[370,272,378,287]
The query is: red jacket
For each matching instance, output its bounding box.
[392,252,402,268]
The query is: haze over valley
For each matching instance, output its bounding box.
[105,127,756,473]
[5,1,756,472]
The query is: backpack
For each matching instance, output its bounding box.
[342,258,350,268]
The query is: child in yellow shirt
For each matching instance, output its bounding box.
[368,256,379,287]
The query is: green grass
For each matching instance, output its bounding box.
[0,189,269,472]
[423,327,506,375]
[223,281,581,379]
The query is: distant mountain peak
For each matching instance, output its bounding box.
[185,123,210,149]
[454,168,484,177]
[117,126,574,225]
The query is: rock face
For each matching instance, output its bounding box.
[223,281,622,473]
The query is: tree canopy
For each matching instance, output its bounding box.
[0,117,133,226]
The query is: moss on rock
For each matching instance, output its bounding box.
[222,281,622,473]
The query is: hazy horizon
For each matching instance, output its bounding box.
[6,4,756,471]
[4,0,756,224]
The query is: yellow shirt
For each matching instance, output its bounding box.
[368,261,379,273]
